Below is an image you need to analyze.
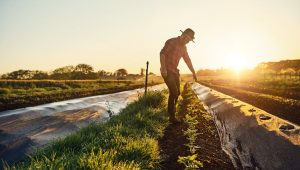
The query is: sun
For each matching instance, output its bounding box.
[226,52,249,75]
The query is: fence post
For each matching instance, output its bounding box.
[145,61,149,95]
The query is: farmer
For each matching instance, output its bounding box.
[160,28,198,123]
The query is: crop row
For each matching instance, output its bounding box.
[199,81,300,125]
[200,78,300,100]
[0,82,159,112]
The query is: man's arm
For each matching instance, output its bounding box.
[182,49,197,81]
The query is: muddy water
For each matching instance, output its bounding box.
[0,84,166,165]
[192,82,300,170]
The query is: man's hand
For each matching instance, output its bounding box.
[193,74,198,82]
[160,68,167,78]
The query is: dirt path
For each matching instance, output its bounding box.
[0,84,166,166]
[159,83,234,169]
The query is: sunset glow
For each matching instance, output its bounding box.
[1,0,300,74]
[225,52,250,74]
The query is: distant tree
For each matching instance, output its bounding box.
[140,68,145,76]
[53,65,74,74]
[74,64,94,74]
[107,72,112,76]
[72,64,96,79]
[6,70,33,79]
[255,63,274,79]
[257,60,300,73]
[264,69,276,79]
[98,70,109,77]
[51,65,74,80]
[280,68,296,79]
[288,68,296,79]
[115,68,128,77]
[149,72,155,75]
[32,71,49,80]
[255,63,268,74]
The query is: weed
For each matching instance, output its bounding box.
[105,100,114,118]
[177,83,203,169]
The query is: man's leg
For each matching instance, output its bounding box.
[168,94,176,119]
[164,73,179,121]
[174,74,180,105]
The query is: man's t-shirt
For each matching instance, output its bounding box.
[160,36,192,76]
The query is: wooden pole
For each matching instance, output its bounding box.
[145,61,149,95]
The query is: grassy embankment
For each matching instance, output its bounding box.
[0,80,161,111]
[5,90,169,169]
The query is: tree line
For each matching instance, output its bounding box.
[196,59,300,79]
[255,59,300,79]
[0,64,140,80]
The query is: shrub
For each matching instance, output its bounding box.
[0,88,10,95]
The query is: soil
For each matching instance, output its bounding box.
[159,83,234,170]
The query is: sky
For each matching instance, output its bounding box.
[1,0,300,74]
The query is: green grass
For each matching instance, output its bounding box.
[5,90,168,170]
